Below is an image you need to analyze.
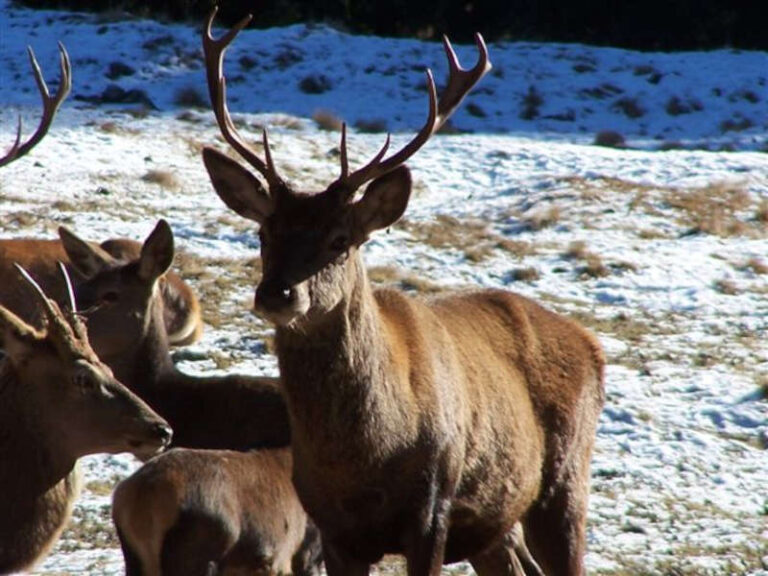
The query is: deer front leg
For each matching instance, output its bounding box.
[404,495,453,576]
[322,537,370,576]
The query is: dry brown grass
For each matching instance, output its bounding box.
[174,85,208,109]
[508,267,541,283]
[664,182,754,236]
[740,257,768,275]
[556,176,765,238]
[523,205,562,230]
[713,278,739,295]
[563,241,611,279]
[141,169,181,191]
[94,120,140,136]
[398,214,535,263]
[312,109,343,132]
[367,266,447,294]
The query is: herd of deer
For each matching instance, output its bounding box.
[0,9,605,576]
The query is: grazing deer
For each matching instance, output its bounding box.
[0,44,203,347]
[0,265,172,574]
[202,10,604,576]
[113,447,323,576]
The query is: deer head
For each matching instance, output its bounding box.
[1,43,71,167]
[0,265,171,460]
[57,220,175,363]
[202,9,490,327]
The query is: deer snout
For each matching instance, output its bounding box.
[152,422,174,447]
[254,278,308,324]
[128,417,173,461]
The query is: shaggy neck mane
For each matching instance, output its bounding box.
[275,255,406,457]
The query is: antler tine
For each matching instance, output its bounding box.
[14,263,86,357]
[336,34,490,199]
[58,261,77,314]
[0,43,72,168]
[203,9,284,190]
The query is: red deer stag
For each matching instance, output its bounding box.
[202,10,604,576]
[0,42,203,346]
[113,447,323,576]
[0,265,171,574]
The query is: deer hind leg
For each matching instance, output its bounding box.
[160,510,236,576]
[116,526,152,576]
[469,523,544,576]
[523,450,593,576]
[321,538,370,576]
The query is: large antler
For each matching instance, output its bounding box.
[335,34,491,198]
[203,9,284,191]
[0,43,71,168]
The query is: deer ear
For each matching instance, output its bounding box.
[352,166,412,240]
[202,147,272,224]
[0,305,38,367]
[59,226,114,279]
[138,220,175,283]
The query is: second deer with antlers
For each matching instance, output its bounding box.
[203,10,605,576]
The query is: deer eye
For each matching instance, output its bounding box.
[100,291,119,303]
[329,235,348,252]
[72,368,98,392]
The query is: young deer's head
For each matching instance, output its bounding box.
[0,266,172,460]
[58,220,175,362]
[202,9,490,327]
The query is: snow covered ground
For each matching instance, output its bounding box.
[1,1,766,574]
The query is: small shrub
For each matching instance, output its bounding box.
[142,34,174,52]
[299,74,332,94]
[520,85,542,120]
[524,205,561,230]
[354,118,388,133]
[106,61,135,80]
[141,169,181,191]
[572,63,595,74]
[174,86,207,109]
[581,254,609,278]
[594,130,625,148]
[239,54,258,71]
[666,96,703,116]
[312,109,343,132]
[720,117,754,133]
[564,241,589,260]
[466,102,486,118]
[714,279,739,295]
[742,258,768,275]
[756,200,768,224]
[613,96,645,118]
[508,267,540,283]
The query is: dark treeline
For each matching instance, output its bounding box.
[16,0,766,51]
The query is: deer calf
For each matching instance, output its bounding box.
[113,447,322,576]
[203,10,604,576]
[0,266,171,574]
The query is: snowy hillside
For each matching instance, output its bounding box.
[0,0,766,574]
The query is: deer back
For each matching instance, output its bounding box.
[112,447,322,576]
[0,266,171,573]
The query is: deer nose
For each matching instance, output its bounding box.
[255,279,297,311]
[153,422,173,446]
